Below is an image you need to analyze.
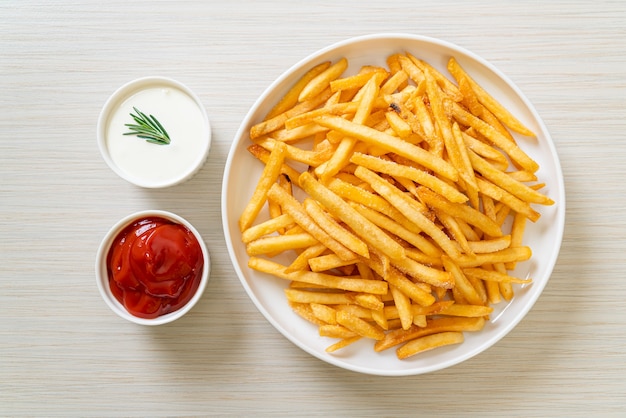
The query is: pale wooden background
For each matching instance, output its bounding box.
[1,1,625,416]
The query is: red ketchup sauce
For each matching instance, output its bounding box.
[106,216,204,319]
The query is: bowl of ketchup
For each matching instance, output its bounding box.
[96,210,210,325]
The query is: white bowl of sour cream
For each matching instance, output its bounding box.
[97,77,211,188]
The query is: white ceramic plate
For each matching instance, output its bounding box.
[222,33,565,376]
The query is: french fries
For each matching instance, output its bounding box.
[239,52,554,360]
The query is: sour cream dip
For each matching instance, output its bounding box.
[98,77,211,188]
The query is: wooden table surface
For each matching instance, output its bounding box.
[2,1,625,416]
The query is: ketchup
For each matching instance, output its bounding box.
[107,216,204,319]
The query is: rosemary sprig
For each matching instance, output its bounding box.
[123,107,171,145]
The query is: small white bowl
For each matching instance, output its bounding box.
[95,210,210,325]
[97,77,211,188]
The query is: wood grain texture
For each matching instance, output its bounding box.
[1,1,625,416]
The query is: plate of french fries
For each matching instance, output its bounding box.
[222,33,565,376]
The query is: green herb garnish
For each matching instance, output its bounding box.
[124,107,171,145]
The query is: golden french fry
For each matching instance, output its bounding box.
[352,203,442,257]
[246,144,302,188]
[239,141,287,231]
[397,54,425,85]
[299,171,406,261]
[276,174,294,225]
[251,88,333,140]
[417,186,503,238]
[303,198,369,258]
[308,253,357,273]
[383,300,454,320]
[241,214,293,243]
[330,68,388,93]
[467,235,512,253]
[314,115,458,181]
[413,314,427,327]
[319,324,357,338]
[485,271,502,304]
[482,193,497,221]
[267,176,287,233]
[285,243,327,273]
[250,257,388,295]
[403,248,442,266]
[455,217,481,241]
[336,310,385,340]
[461,130,509,169]
[326,336,362,352]
[439,304,494,317]
[506,211,528,269]
[255,137,332,167]
[407,53,463,102]
[391,254,454,289]
[458,73,483,117]
[288,301,327,326]
[284,101,357,130]
[434,208,473,256]
[508,170,538,183]
[475,177,541,222]
[334,304,374,320]
[397,331,464,359]
[267,183,355,260]
[327,177,400,219]
[385,110,412,138]
[374,316,484,352]
[265,61,331,119]
[499,281,514,302]
[384,100,426,144]
[452,101,539,173]
[390,285,413,330]
[442,256,483,306]
[371,308,389,331]
[386,54,409,87]
[412,95,441,155]
[423,66,467,184]
[320,76,379,182]
[451,121,479,208]
[463,267,533,285]
[362,256,436,307]
[285,289,354,305]
[380,69,409,95]
[310,303,338,325]
[354,166,462,260]
[353,293,384,311]
[455,246,532,268]
[299,58,349,102]
[349,152,468,203]
[271,122,330,144]
[448,57,536,137]
[468,149,554,206]
[477,102,516,142]
[246,233,318,256]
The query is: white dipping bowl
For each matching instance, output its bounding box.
[222,33,565,376]
[97,77,211,188]
[96,210,210,326]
